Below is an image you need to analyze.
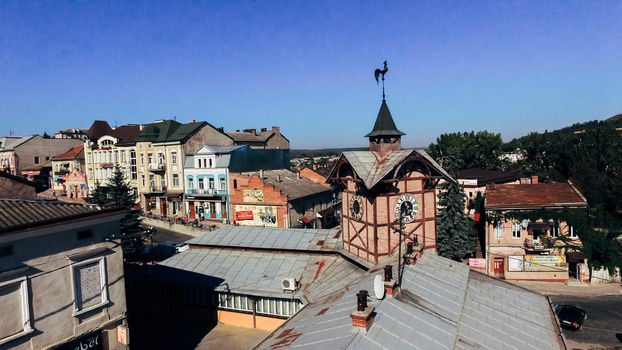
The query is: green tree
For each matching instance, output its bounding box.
[436,154,476,261]
[87,165,150,259]
[428,131,505,170]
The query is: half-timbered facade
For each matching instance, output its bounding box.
[327,99,452,264]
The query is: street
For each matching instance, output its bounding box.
[550,294,622,349]
[143,224,195,244]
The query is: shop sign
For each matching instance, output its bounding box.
[524,255,567,272]
[54,331,102,350]
[243,189,264,203]
[468,258,486,268]
[117,325,129,346]
[235,205,277,226]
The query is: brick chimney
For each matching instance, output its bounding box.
[272,126,280,133]
[531,176,539,184]
[383,265,398,296]
[350,290,374,331]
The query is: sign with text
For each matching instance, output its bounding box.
[53,331,102,350]
[117,325,129,346]
[243,189,265,203]
[468,258,486,269]
[235,205,277,227]
[508,256,524,272]
[524,255,567,272]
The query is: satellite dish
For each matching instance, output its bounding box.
[521,219,529,228]
[373,274,385,300]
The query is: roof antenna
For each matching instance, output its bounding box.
[374,60,389,102]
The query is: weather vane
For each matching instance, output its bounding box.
[374,60,388,102]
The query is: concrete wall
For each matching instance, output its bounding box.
[15,136,82,173]
[0,213,128,350]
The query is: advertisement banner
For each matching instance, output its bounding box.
[243,189,264,203]
[508,256,524,272]
[524,255,567,272]
[235,205,277,226]
[468,258,486,268]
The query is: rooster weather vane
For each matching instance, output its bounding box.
[374,60,389,102]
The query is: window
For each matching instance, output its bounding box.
[493,222,504,239]
[34,156,39,164]
[101,139,113,146]
[198,178,204,190]
[233,179,238,189]
[148,153,153,164]
[173,174,179,187]
[0,278,33,345]
[140,153,145,165]
[208,178,215,189]
[209,158,213,168]
[130,150,137,180]
[209,202,216,214]
[158,153,165,165]
[551,223,559,238]
[219,178,226,190]
[76,230,93,240]
[511,222,521,239]
[171,152,177,164]
[45,156,50,161]
[188,176,194,189]
[569,226,578,238]
[149,175,155,188]
[71,257,109,315]
[141,175,146,187]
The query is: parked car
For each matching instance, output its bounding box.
[554,304,588,331]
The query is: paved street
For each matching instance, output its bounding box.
[143,224,195,244]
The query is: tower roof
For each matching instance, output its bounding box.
[365,100,406,137]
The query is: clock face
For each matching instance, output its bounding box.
[395,194,419,223]
[350,195,364,221]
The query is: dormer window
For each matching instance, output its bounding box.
[101,140,113,146]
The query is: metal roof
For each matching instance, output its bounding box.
[260,169,330,200]
[257,252,564,350]
[485,182,588,209]
[333,149,454,190]
[365,100,406,138]
[188,225,341,252]
[157,247,364,301]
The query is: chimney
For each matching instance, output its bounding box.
[277,174,282,183]
[261,128,268,132]
[383,265,398,296]
[350,290,374,331]
[259,169,264,178]
[189,118,196,123]
[531,176,539,184]
[217,127,224,132]
[244,128,257,135]
[272,126,280,133]
[520,177,530,185]
[297,171,301,180]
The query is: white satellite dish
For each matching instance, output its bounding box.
[521,219,529,228]
[373,274,385,300]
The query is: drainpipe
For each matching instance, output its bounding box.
[486,218,491,275]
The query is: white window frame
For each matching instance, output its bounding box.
[493,222,504,239]
[0,277,33,346]
[551,224,559,238]
[70,256,109,316]
[511,222,521,239]
[171,152,177,164]
[569,226,578,238]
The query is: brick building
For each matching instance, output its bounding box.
[226,126,289,149]
[0,172,41,199]
[229,169,332,228]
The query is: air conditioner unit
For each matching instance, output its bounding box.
[281,278,297,291]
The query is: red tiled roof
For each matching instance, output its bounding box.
[485,182,587,209]
[52,144,84,161]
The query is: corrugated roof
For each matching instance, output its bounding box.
[0,199,122,234]
[52,144,84,161]
[257,252,564,350]
[332,149,453,190]
[0,136,29,151]
[485,182,588,209]
[188,225,341,252]
[157,248,364,301]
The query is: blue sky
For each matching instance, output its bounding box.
[1,1,621,149]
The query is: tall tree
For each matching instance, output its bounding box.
[428,131,505,170]
[87,165,149,259]
[436,153,476,261]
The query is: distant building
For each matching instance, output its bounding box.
[183,145,289,222]
[485,181,588,282]
[298,167,330,188]
[50,144,87,199]
[0,135,82,176]
[226,126,289,149]
[458,168,519,201]
[83,121,142,195]
[0,199,129,349]
[136,119,235,217]
[229,169,332,228]
[53,127,89,140]
[0,171,41,199]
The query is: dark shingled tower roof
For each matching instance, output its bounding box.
[86,120,113,141]
[365,101,406,138]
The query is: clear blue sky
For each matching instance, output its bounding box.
[1,1,621,149]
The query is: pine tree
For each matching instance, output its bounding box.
[436,153,476,261]
[87,165,149,259]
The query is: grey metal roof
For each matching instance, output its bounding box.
[188,225,341,252]
[256,252,564,350]
[193,145,248,155]
[261,169,330,200]
[0,136,34,151]
[157,247,364,301]
[333,149,454,190]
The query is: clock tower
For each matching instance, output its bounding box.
[328,99,453,265]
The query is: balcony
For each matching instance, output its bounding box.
[523,238,554,253]
[148,163,166,172]
[187,188,220,196]
[147,185,167,194]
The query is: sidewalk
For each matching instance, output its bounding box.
[508,280,622,297]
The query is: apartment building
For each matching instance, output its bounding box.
[226,126,289,149]
[50,144,87,198]
[83,123,142,195]
[0,199,129,349]
[136,120,235,217]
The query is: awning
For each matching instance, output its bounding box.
[301,217,311,224]
[566,251,588,262]
[164,191,183,200]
